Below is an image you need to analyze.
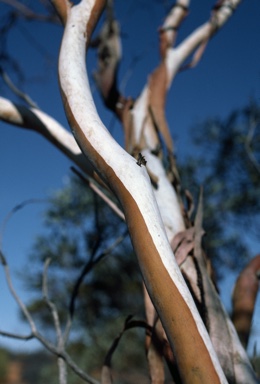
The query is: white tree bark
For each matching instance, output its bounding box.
[57,1,228,382]
[0,96,92,174]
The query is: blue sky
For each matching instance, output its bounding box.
[0,0,260,353]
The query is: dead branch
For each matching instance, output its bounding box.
[0,69,38,108]
[101,316,151,384]
[0,247,100,384]
[0,0,60,23]
[42,258,67,384]
[64,228,128,343]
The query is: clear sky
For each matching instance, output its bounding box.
[0,0,260,354]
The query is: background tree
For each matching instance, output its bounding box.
[180,100,260,276]
[21,175,147,378]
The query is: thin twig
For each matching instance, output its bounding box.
[33,330,99,384]
[0,198,47,250]
[0,0,60,22]
[0,330,34,340]
[42,258,67,383]
[42,258,63,342]
[1,69,38,108]
[0,249,99,384]
[71,166,125,220]
[2,257,37,333]
[64,229,128,343]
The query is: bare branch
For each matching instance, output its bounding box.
[42,258,63,342]
[101,316,151,384]
[0,69,38,108]
[0,0,60,23]
[64,228,128,343]
[58,357,68,384]
[0,250,37,333]
[159,0,189,58]
[0,97,126,220]
[0,251,99,384]
[71,166,125,221]
[0,97,93,176]
[166,0,242,84]
[43,259,69,383]
[0,196,98,383]
[0,330,34,341]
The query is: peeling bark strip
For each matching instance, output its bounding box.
[56,0,227,382]
[232,255,260,348]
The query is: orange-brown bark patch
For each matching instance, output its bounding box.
[62,92,222,384]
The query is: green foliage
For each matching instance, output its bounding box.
[0,348,9,380]
[20,351,54,384]
[180,100,260,276]
[21,174,146,374]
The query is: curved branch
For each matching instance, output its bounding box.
[166,0,243,84]
[0,96,93,176]
[58,1,227,383]
[159,0,189,59]
[0,0,60,23]
[0,97,125,221]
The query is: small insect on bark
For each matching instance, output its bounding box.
[136,152,147,167]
